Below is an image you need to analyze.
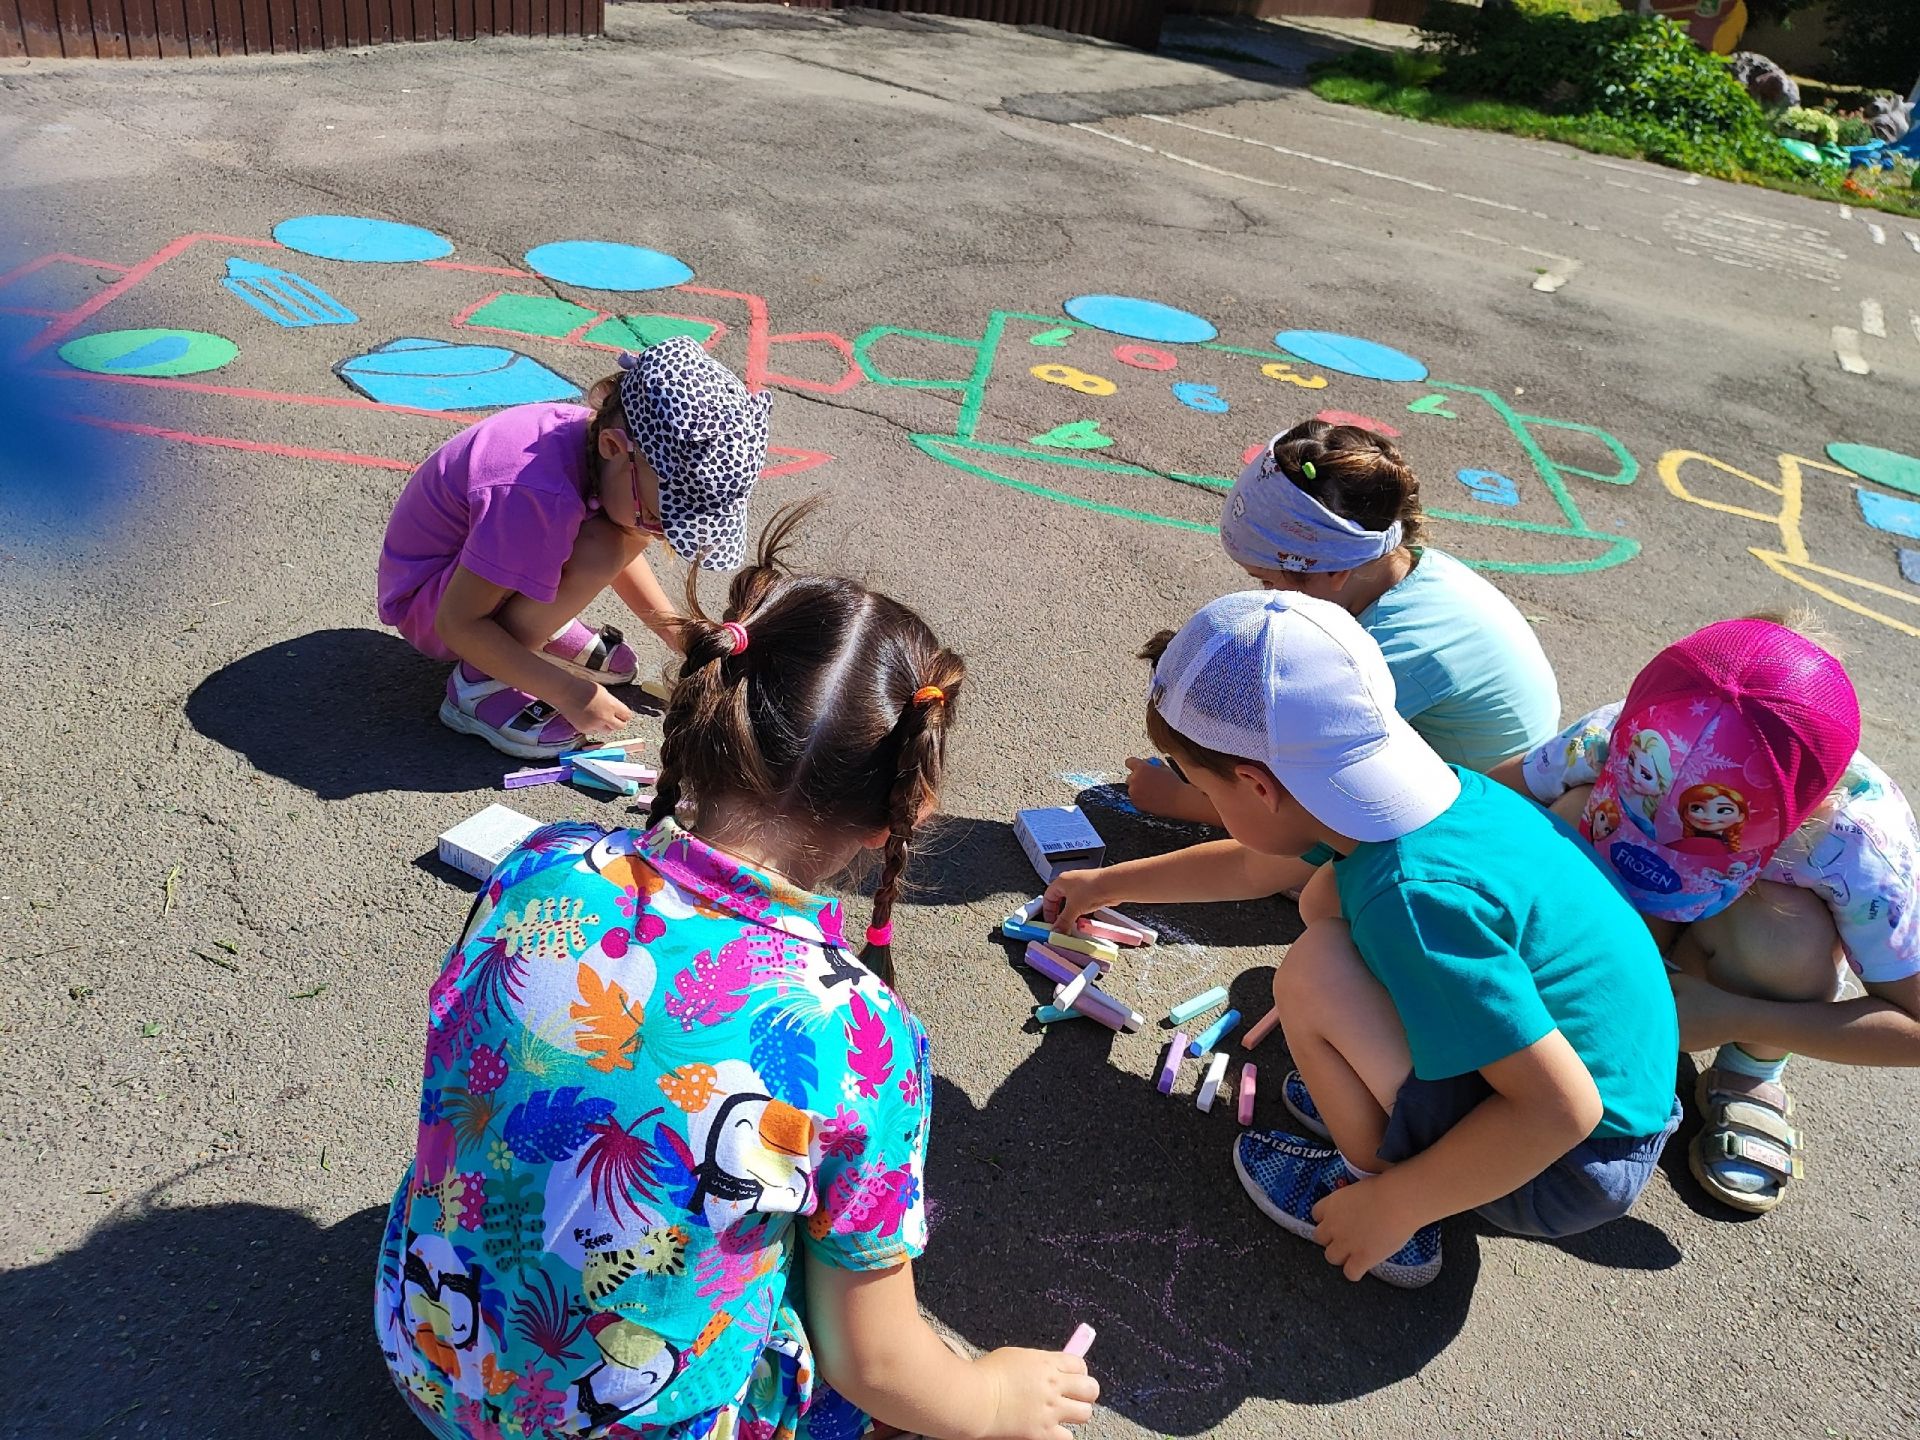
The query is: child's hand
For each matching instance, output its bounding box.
[1042,868,1113,935]
[1124,755,1187,815]
[565,685,634,739]
[1311,1174,1422,1282]
[971,1347,1098,1440]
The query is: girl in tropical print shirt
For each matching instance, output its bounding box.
[376,508,1097,1440]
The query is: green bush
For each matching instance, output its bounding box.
[1776,106,1841,144]
[1835,117,1876,148]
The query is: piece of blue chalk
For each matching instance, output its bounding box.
[1188,1008,1241,1057]
[1036,1004,1087,1024]
[1003,919,1053,943]
[1168,985,1228,1026]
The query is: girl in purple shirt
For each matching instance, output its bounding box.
[377,337,771,758]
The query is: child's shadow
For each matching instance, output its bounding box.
[185,628,662,800]
[919,1031,1480,1433]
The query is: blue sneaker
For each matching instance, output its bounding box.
[1232,1130,1443,1289]
[1282,1069,1331,1140]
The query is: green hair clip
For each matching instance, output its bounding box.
[1300,460,1317,480]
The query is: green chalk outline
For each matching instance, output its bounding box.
[463,293,601,339]
[856,315,1640,576]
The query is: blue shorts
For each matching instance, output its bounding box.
[1377,1071,1681,1239]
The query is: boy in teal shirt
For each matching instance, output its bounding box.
[1049,591,1680,1288]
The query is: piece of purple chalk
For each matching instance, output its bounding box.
[1156,1032,1188,1094]
[503,765,569,789]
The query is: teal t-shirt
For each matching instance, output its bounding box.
[1360,547,1562,774]
[1333,768,1678,1140]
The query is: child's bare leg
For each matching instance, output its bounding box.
[496,514,646,649]
[1124,757,1225,825]
[1296,860,1340,924]
[1548,785,1592,827]
[1670,880,1839,1060]
[1275,919,1412,1165]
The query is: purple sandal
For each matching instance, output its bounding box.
[440,665,590,759]
[542,621,640,686]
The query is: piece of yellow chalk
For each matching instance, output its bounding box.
[1046,931,1120,963]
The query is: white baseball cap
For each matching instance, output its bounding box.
[1148,591,1460,842]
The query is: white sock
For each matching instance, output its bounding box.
[1341,1154,1378,1182]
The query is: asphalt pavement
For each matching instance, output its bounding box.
[1,9,1917,1439]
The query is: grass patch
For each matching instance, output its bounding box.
[1309,44,1920,221]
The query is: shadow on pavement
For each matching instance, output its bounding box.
[0,1176,408,1440]
[920,1042,1477,1432]
[187,628,527,800]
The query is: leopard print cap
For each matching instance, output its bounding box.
[618,335,772,571]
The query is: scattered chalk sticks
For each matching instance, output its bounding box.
[1063,1323,1097,1359]
[1022,944,1143,1032]
[1196,1051,1230,1112]
[1168,985,1228,1026]
[572,757,641,796]
[1242,1006,1283,1050]
[1047,930,1120,964]
[1156,1033,1188,1094]
[1035,1004,1087,1024]
[503,764,569,789]
[1054,961,1098,1012]
[1092,905,1159,945]
[1187,1008,1241,1057]
[1238,1063,1257,1125]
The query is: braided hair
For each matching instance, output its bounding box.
[645,502,965,986]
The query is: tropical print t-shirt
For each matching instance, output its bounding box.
[376,818,932,1440]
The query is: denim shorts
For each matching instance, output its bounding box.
[1377,1071,1682,1239]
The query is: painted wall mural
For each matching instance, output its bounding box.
[5,223,1918,645]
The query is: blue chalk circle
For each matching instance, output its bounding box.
[1063,294,1218,345]
[1857,490,1920,542]
[223,258,357,328]
[106,334,191,369]
[272,215,453,264]
[1457,469,1520,506]
[524,241,694,292]
[334,339,579,411]
[1273,330,1428,383]
[1899,549,1920,587]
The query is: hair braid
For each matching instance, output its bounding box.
[860,652,965,986]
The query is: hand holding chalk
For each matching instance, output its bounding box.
[972,1345,1100,1439]
[1063,1323,1096,1358]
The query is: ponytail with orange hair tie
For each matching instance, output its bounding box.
[912,685,945,708]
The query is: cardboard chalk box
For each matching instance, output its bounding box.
[438,803,543,881]
[1015,805,1106,882]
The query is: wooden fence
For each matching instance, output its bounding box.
[2,0,604,59]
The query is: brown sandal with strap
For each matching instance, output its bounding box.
[1689,1066,1802,1214]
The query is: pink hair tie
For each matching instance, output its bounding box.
[865,922,893,948]
[720,621,749,654]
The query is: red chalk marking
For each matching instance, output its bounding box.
[1113,344,1177,372]
[72,414,416,470]
[765,330,861,395]
[19,233,282,355]
[40,369,485,424]
[1313,410,1401,438]
[762,446,834,480]
[0,252,134,289]
[1241,441,1267,466]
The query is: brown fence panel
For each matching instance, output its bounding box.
[5,0,600,51]
[850,0,1165,47]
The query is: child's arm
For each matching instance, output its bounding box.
[1671,970,1920,1066]
[806,1258,1096,1440]
[1312,1031,1603,1280]
[608,546,685,655]
[435,568,630,735]
[1123,756,1222,824]
[1044,840,1304,931]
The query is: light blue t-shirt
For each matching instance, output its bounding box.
[1334,770,1680,1140]
[1360,547,1561,773]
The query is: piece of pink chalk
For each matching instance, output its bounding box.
[1076,917,1146,947]
[1156,1032,1188,1094]
[1242,1007,1283,1050]
[1238,1064,1257,1125]
[1063,1323,1096,1358]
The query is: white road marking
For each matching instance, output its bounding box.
[1833,326,1872,375]
[1862,299,1887,338]
[1907,231,1920,253]
[1310,110,1442,146]
[1911,311,1920,347]
[1067,122,1304,194]
[1840,204,1853,219]
[1457,228,1581,291]
[1142,113,1447,193]
[1867,222,1887,245]
[1585,157,1700,186]
[1663,205,1846,284]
